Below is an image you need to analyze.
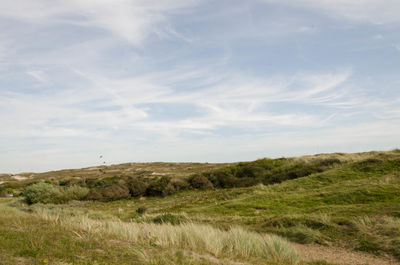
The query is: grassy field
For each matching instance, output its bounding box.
[1,150,400,264]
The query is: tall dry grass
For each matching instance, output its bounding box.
[33,207,299,264]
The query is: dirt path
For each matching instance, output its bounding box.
[293,243,400,265]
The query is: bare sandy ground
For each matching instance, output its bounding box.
[12,175,29,181]
[293,243,400,265]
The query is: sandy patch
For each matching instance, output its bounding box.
[293,243,399,265]
[12,175,28,181]
[151,172,167,175]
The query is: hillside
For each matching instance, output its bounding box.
[1,150,400,264]
[0,162,230,187]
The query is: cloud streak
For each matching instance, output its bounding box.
[0,0,399,172]
[0,66,361,139]
[0,0,200,45]
[262,0,400,24]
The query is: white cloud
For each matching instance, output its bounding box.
[297,26,316,33]
[0,0,199,45]
[0,66,357,141]
[261,0,400,24]
[26,70,47,83]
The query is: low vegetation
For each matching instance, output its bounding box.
[3,153,348,204]
[0,149,399,264]
[1,199,299,264]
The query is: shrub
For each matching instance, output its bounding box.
[235,163,265,179]
[146,176,171,197]
[0,189,8,197]
[169,178,190,191]
[234,177,260,187]
[162,183,176,196]
[136,206,147,215]
[24,182,63,204]
[189,174,214,190]
[83,177,99,188]
[312,158,341,167]
[87,183,131,202]
[352,158,382,172]
[213,171,238,188]
[63,185,90,201]
[126,178,148,197]
[59,178,81,187]
[58,179,69,186]
[151,214,188,225]
[85,189,103,201]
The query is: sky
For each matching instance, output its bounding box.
[1,0,400,173]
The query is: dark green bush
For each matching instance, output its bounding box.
[58,179,69,186]
[136,206,147,215]
[352,158,382,172]
[169,178,190,191]
[58,178,81,187]
[24,182,63,204]
[82,177,99,188]
[151,214,188,225]
[235,163,266,179]
[146,176,171,197]
[311,158,341,167]
[87,183,131,202]
[189,174,214,190]
[162,183,176,196]
[126,178,148,197]
[212,171,238,188]
[234,177,260,187]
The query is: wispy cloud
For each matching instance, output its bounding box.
[0,0,399,172]
[0,66,358,140]
[0,0,199,45]
[262,0,400,24]
[26,70,47,84]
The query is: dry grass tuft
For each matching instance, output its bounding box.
[34,206,299,264]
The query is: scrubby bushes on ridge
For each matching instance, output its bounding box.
[22,156,347,204]
[202,157,341,189]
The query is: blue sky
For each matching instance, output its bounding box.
[1,0,400,173]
